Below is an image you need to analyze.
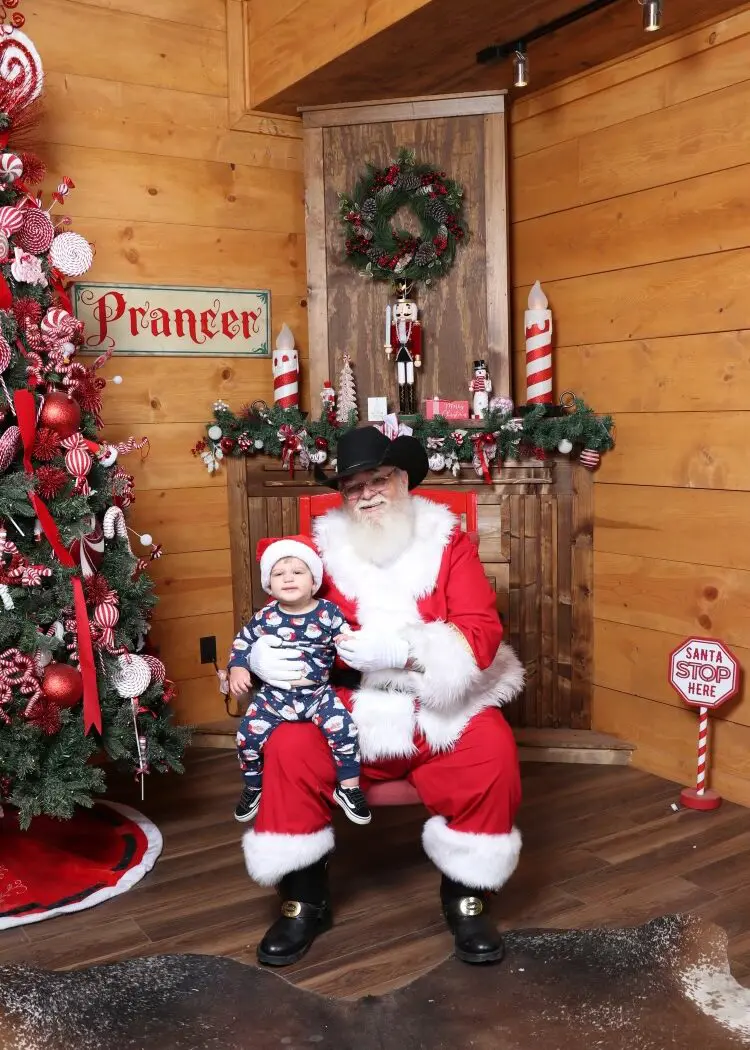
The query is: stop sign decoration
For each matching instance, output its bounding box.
[669,637,740,710]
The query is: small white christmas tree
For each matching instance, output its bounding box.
[336,354,358,424]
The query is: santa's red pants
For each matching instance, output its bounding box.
[242,707,522,891]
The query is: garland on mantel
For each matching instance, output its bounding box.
[192,398,615,478]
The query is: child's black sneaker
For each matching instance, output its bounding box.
[333,784,372,825]
[234,786,262,823]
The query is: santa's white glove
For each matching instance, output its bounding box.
[335,627,409,674]
[249,635,307,689]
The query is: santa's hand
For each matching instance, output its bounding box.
[335,628,409,673]
[249,635,306,689]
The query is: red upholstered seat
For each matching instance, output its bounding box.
[298,487,479,807]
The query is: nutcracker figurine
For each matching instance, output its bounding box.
[469,360,492,419]
[385,281,422,415]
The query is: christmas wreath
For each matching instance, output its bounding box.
[338,148,468,284]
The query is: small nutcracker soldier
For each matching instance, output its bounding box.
[320,380,336,423]
[469,360,492,419]
[385,281,422,415]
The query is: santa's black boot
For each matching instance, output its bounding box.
[440,875,505,965]
[256,857,333,967]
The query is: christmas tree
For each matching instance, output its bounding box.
[0,25,188,828]
[336,354,358,424]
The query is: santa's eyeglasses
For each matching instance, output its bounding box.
[340,469,396,501]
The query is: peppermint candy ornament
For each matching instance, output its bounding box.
[0,206,24,235]
[110,654,152,699]
[49,232,93,277]
[0,153,22,182]
[61,434,92,494]
[18,209,54,253]
[141,655,166,685]
[69,519,105,577]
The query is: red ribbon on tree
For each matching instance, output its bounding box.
[13,389,101,734]
[278,423,300,476]
[471,432,495,485]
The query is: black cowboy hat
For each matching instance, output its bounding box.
[314,425,429,491]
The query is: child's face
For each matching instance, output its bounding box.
[269,556,314,604]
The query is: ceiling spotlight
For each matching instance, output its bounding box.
[641,0,662,31]
[513,45,529,88]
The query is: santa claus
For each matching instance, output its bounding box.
[242,426,524,968]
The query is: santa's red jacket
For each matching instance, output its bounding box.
[312,496,524,761]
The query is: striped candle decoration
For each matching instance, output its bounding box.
[524,280,553,404]
[272,323,299,409]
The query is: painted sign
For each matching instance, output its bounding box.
[669,637,740,709]
[73,283,270,357]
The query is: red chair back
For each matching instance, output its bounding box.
[299,488,478,545]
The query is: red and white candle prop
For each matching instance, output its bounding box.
[524,280,553,404]
[669,637,741,811]
[272,324,299,409]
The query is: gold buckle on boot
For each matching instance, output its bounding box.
[281,900,302,918]
[458,896,484,917]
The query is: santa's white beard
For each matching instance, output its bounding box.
[346,494,416,567]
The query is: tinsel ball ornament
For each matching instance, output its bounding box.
[42,663,83,708]
[111,654,152,699]
[557,438,573,455]
[428,452,446,472]
[39,391,81,439]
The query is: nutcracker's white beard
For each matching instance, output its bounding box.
[346,487,415,567]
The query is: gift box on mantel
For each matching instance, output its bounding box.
[423,396,470,421]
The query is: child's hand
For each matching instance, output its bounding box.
[229,666,252,699]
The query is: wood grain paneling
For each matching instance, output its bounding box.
[36,0,308,725]
[511,5,750,805]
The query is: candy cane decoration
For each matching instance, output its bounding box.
[0,648,42,719]
[102,506,135,556]
[695,705,709,795]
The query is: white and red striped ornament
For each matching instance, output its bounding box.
[272,323,299,409]
[0,424,19,472]
[18,209,54,253]
[69,519,105,577]
[141,655,166,685]
[0,205,24,236]
[49,231,93,277]
[579,448,601,470]
[61,433,92,494]
[524,280,553,405]
[93,600,127,655]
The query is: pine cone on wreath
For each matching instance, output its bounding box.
[361,198,377,221]
[397,172,420,192]
[426,198,448,222]
[414,241,436,266]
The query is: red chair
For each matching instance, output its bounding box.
[298,488,479,806]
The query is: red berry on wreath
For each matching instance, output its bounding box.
[220,437,235,454]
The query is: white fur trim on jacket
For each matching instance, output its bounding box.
[351,687,416,760]
[422,816,522,891]
[242,826,334,886]
[404,620,481,712]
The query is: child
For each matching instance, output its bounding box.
[228,534,371,828]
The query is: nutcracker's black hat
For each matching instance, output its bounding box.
[314,425,428,491]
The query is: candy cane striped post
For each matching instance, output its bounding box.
[680,706,722,811]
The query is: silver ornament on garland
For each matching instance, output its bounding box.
[558,438,573,455]
[428,452,446,472]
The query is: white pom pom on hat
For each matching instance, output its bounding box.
[256,534,323,594]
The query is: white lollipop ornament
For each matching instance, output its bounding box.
[49,232,94,277]
[110,654,152,699]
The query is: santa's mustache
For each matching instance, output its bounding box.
[355,495,387,512]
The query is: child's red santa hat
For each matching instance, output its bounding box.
[256,534,323,594]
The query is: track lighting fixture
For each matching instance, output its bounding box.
[512,46,529,88]
[640,0,662,32]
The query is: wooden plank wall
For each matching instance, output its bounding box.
[26,0,307,725]
[510,4,750,806]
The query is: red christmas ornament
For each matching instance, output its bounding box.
[0,273,11,309]
[39,392,80,439]
[35,465,68,499]
[314,436,328,450]
[220,437,235,454]
[33,426,60,461]
[42,663,83,708]
[26,697,62,735]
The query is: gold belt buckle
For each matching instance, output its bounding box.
[458,896,483,917]
[282,900,303,918]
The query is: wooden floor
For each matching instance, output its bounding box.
[2,750,750,999]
